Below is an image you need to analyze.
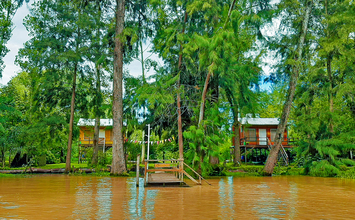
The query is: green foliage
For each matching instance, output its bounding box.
[0,0,29,75]
[45,150,60,164]
[1,0,354,179]
[338,167,355,179]
[308,160,339,177]
[85,148,112,167]
[223,164,303,176]
[184,103,228,176]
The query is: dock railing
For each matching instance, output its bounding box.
[143,159,184,186]
[137,158,211,186]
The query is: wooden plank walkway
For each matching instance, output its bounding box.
[148,173,184,184]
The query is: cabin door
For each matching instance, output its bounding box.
[259,129,267,145]
[99,129,105,138]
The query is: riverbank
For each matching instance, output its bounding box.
[0,162,109,175]
[223,164,304,177]
[222,163,355,179]
[1,162,355,179]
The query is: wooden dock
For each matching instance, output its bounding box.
[147,173,186,186]
[135,158,211,187]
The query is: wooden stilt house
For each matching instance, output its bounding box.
[233,117,295,165]
[238,118,293,148]
[77,118,114,148]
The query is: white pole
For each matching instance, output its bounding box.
[351,150,353,160]
[147,124,150,167]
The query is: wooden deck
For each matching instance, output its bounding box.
[147,173,186,186]
[241,144,294,149]
[138,159,210,187]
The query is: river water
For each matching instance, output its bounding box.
[1,175,355,219]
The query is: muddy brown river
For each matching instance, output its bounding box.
[1,175,355,219]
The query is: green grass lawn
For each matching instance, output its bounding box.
[37,162,89,169]
[0,162,89,170]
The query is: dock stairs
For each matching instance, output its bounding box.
[135,156,211,187]
[267,138,289,166]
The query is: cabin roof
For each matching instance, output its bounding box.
[77,118,113,126]
[239,118,280,125]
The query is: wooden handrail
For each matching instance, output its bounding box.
[183,162,211,185]
[268,138,289,166]
[142,159,212,186]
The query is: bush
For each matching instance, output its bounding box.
[85,147,113,167]
[46,150,60,164]
[338,167,355,179]
[308,160,339,177]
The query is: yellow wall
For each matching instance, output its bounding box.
[79,126,113,146]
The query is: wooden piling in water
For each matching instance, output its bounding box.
[136,154,140,187]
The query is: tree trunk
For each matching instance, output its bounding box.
[111,0,126,175]
[177,87,184,159]
[1,148,5,168]
[325,0,334,134]
[225,87,241,165]
[8,149,11,168]
[198,71,212,125]
[92,66,101,166]
[233,108,241,164]
[177,11,188,159]
[197,71,212,170]
[327,56,334,133]
[263,0,313,175]
[140,39,146,84]
[65,63,78,172]
[92,115,100,166]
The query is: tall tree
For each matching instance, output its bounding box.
[0,0,29,76]
[291,0,355,176]
[83,0,112,166]
[17,0,92,172]
[111,0,126,175]
[264,0,314,174]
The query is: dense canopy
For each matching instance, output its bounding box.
[0,0,354,177]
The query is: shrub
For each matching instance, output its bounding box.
[338,167,355,179]
[46,150,60,164]
[308,160,339,177]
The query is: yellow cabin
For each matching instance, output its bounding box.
[78,118,114,148]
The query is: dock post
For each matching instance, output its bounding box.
[180,160,184,182]
[136,154,140,187]
[144,160,148,186]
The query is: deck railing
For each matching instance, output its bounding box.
[81,137,106,144]
[143,159,184,186]
[138,158,211,186]
[240,137,297,146]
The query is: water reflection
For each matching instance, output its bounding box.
[127,178,158,219]
[289,182,298,219]
[73,179,94,219]
[71,178,113,219]
[218,176,235,219]
[1,175,355,219]
[254,182,287,219]
[217,177,301,219]
[96,178,113,219]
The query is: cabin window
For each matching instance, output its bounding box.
[245,129,256,142]
[271,129,277,141]
[83,129,94,140]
